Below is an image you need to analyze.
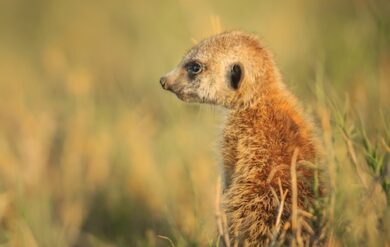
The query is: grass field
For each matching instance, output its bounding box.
[0,0,389,246]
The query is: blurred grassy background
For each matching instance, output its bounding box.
[0,0,389,246]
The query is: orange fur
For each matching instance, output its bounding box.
[161,31,320,246]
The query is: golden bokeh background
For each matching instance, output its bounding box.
[0,0,389,246]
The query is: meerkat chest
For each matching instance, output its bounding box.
[221,109,263,167]
[222,106,264,144]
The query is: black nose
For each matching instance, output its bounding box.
[160,77,167,89]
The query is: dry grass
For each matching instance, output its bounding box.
[0,0,389,246]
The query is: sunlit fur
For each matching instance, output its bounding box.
[161,31,320,246]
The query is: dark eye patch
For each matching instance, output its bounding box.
[230,64,242,90]
[185,61,203,79]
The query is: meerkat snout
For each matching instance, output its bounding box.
[159,76,167,89]
[159,68,186,97]
[160,59,208,103]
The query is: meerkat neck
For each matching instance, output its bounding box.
[224,82,316,179]
[233,78,286,110]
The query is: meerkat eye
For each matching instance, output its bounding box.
[229,64,242,90]
[186,61,203,78]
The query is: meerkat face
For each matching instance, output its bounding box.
[160,31,276,108]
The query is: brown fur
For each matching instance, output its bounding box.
[160,31,319,246]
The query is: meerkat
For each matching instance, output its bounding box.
[160,31,319,246]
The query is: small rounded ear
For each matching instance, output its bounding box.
[229,63,242,90]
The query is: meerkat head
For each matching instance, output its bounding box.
[160,31,280,108]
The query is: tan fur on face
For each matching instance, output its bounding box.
[161,31,282,108]
[161,31,320,246]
